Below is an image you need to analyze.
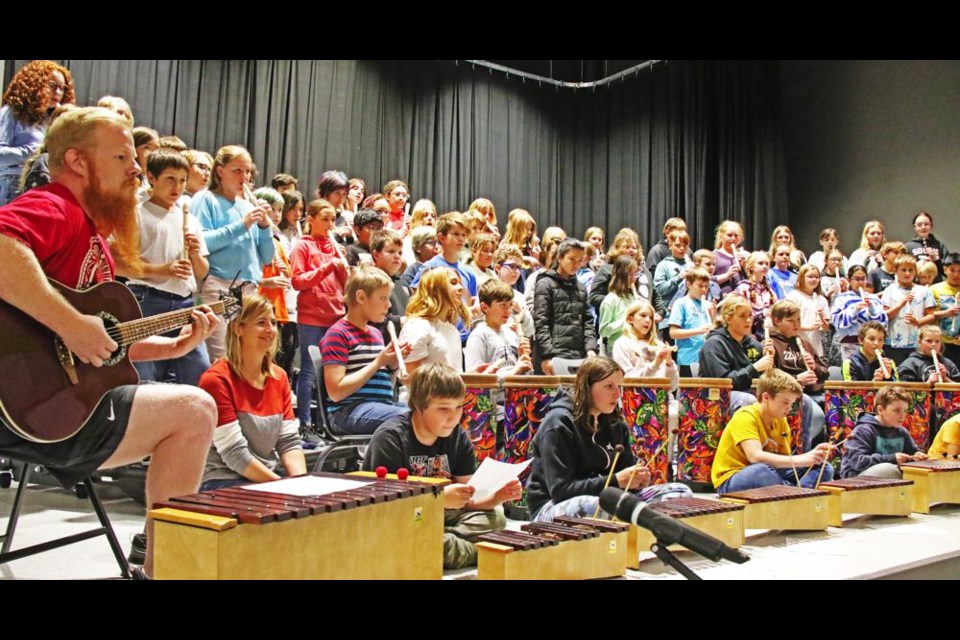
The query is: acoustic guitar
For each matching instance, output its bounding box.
[0,279,237,443]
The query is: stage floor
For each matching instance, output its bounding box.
[3,482,958,580]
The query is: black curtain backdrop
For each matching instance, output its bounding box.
[5,59,787,250]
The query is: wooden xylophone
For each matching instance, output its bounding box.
[818,476,914,526]
[719,485,831,531]
[625,497,745,568]
[149,473,446,580]
[899,459,960,514]
[475,517,629,580]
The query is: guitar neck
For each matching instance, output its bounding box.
[116,299,229,346]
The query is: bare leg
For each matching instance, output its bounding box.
[99,384,216,576]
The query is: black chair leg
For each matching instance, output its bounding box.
[84,478,132,578]
[0,469,132,578]
[0,464,32,555]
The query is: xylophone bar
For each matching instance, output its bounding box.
[553,516,630,534]
[476,519,629,580]
[818,477,914,526]
[720,485,830,531]
[477,530,559,550]
[623,497,745,568]
[521,521,600,541]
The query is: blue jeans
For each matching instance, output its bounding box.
[328,401,408,436]
[0,174,20,206]
[129,285,210,386]
[297,324,327,426]
[716,462,834,494]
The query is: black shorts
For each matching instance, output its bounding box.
[0,385,136,488]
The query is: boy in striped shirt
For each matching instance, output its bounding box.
[320,266,412,435]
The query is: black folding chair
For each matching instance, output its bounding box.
[308,345,375,473]
[0,461,132,578]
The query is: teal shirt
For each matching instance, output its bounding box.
[191,190,275,282]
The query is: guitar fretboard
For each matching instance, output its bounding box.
[107,300,232,346]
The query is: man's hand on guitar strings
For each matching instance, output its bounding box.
[176,307,219,352]
[64,314,118,368]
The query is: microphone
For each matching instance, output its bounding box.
[600,487,749,564]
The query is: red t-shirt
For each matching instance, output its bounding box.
[0,183,114,288]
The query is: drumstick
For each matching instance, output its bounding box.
[642,428,679,470]
[876,348,892,380]
[932,348,944,383]
[387,321,408,379]
[783,430,801,487]
[593,444,624,519]
[815,436,849,489]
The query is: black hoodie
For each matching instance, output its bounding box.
[698,326,764,392]
[899,350,959,383]
[904,233,949,281]
[525,390,636,519]
[840,412,918,478]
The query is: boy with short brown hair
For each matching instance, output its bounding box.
[712,369,833,493]
[362,362,521,569]
[840,386,928,479]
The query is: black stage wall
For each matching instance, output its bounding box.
[6,59,787,251]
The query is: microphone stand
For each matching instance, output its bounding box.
[649,542,702,581]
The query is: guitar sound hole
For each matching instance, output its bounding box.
[97,311,127,366]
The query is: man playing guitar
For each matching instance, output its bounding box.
[0,107,219,578]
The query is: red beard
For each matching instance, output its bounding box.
[82,168,142,274]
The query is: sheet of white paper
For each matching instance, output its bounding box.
[241,476,371,497]
[467,457,534,502]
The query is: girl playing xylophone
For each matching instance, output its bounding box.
[525,356,691,523]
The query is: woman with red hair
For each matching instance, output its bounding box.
[1,60,75,204]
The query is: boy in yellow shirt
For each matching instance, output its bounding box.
[929,414,960,459]
[712,369,833,494]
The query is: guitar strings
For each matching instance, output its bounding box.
[103,300,232,345]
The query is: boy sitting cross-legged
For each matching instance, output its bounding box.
[712,369,833,494]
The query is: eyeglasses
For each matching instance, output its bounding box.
[850,276,868,282]
[192,164,212,173]
[390,192,410,200]
[362,223,384,230]
[499,262,521,271]
[47,82,66,93]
